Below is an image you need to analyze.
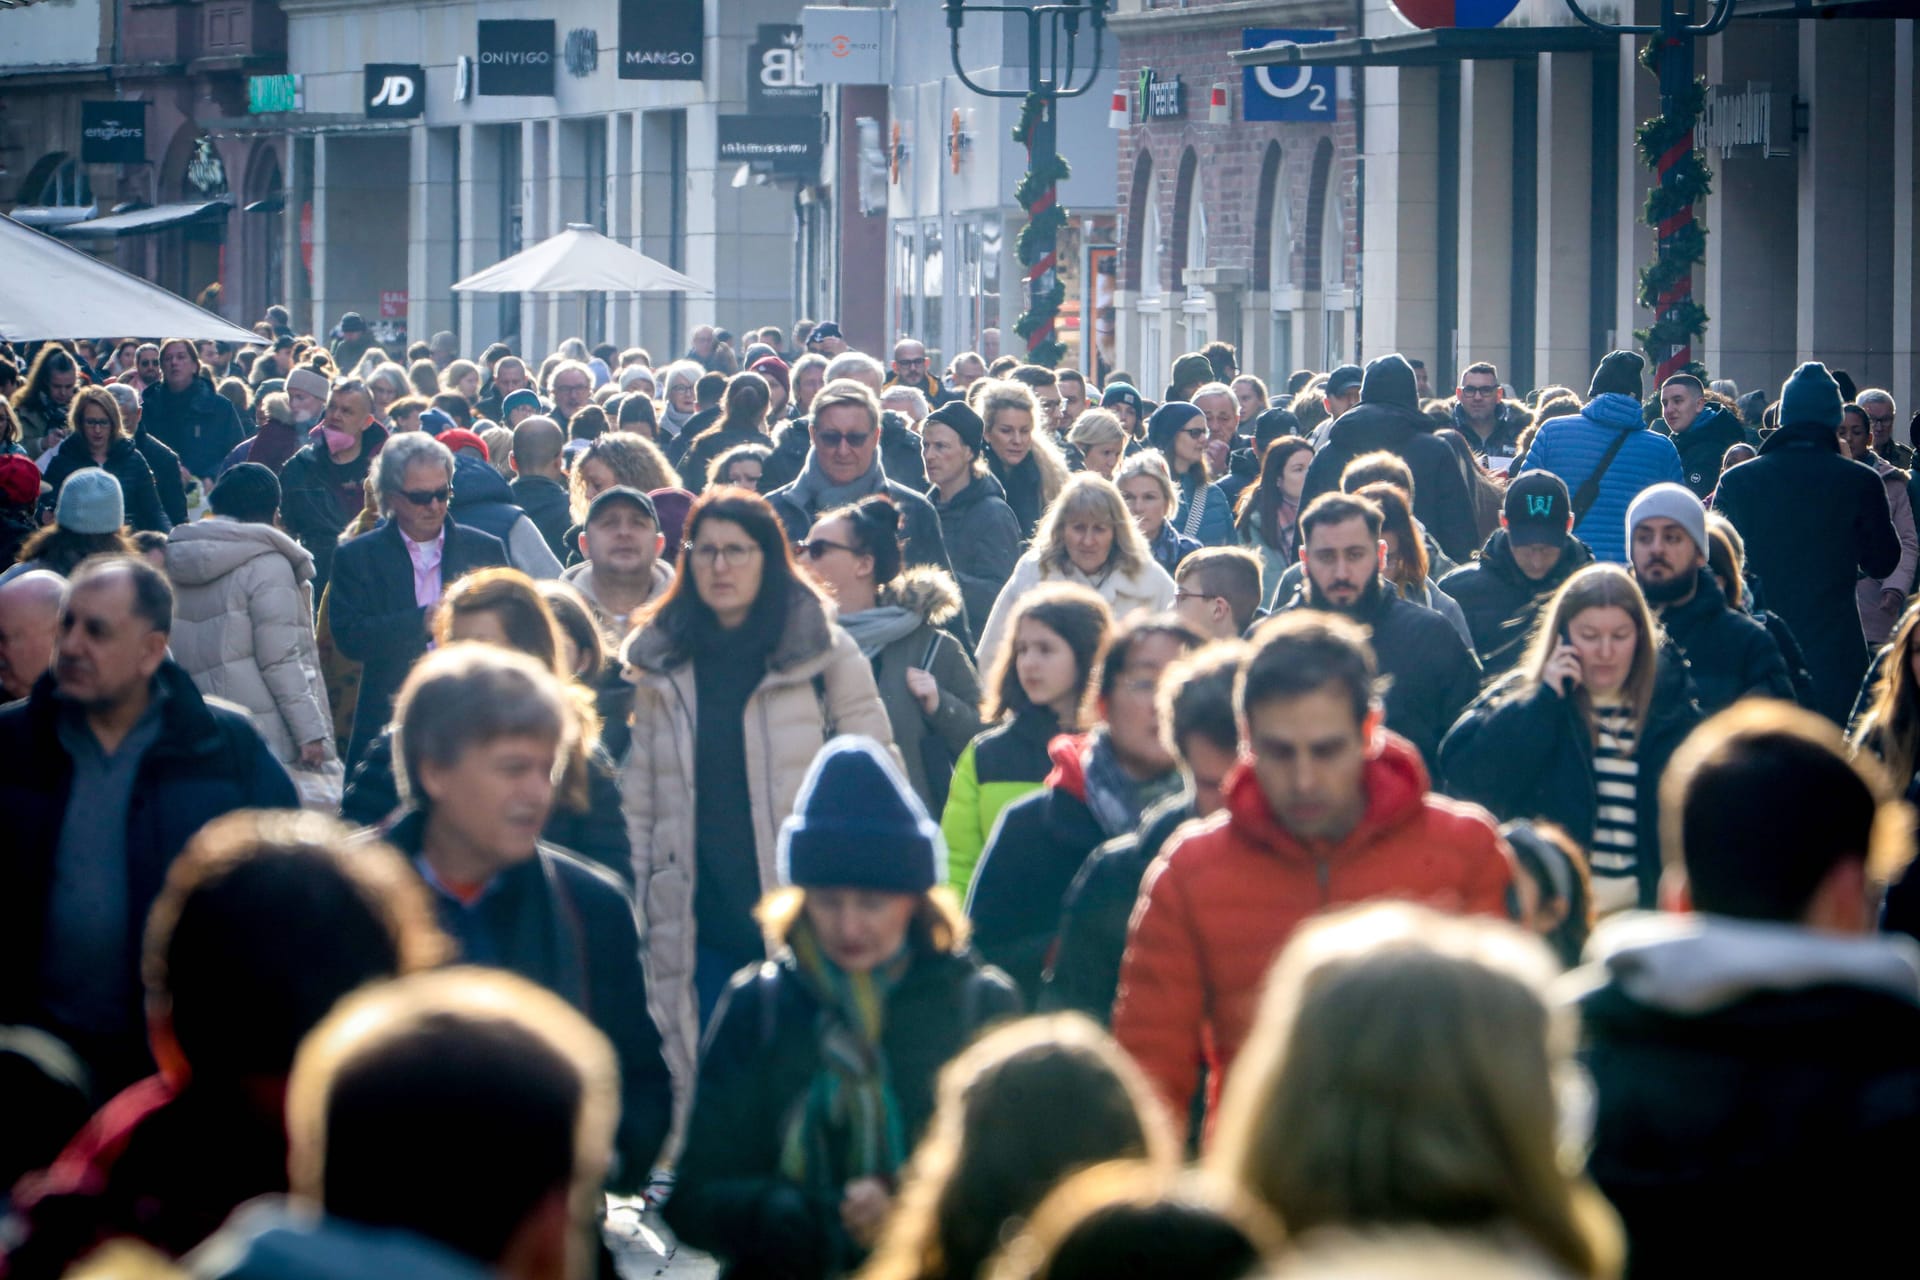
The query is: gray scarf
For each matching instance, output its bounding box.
[838,605,923,658]
[1080,729,1185,839]
[661,404,697,438]
[785,446,885,516]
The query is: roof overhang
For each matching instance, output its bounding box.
[57,199,231,238]
[1232,26,1611,69]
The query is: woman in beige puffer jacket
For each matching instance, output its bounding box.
[621,491,895,1162]
[164,516,333,763]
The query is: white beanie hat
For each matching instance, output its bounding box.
[1626,482,1708,559]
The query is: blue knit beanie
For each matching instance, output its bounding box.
[1145,401,1204,456]
[1778,361,1843,430]
[778,736,944,894]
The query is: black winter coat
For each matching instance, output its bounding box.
[139,376,246,479]
[383,812,673,1191]
[985,447,1050,540]
[1300,357,1480,562]
[340,725,632,886]
[1041,796,1194,1024]
[1439,655,1701,908]
[40,434,170,534]
[967,773,1109,1002]
[510,473,573,562]
[758,413,928,495]
[279,425,388,597]
[666,946,1019,1279]
[328,515,509,768]
[1654,568,1795,714]
[929,473,1023,643]
[0,662,296,1086]
[678,423,776,494]
[1438,531,1596,678]
[1280,579,1482,769]
[1668,404,1749,499]
[1577,929,1920,1278]
[133,429,189,527]
[1451,400,1528,460]
[766,476,956,585]
[1714,420,1901,723]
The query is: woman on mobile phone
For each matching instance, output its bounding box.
[1440,564,1700,915]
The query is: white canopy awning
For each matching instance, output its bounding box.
[57,200,231,239]
[0,213,265,343]
[453,223,711,295]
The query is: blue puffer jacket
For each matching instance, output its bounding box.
[1174,467,1235,547]
[1518,393,1684,563]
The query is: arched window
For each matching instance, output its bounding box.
[1141,194,1163,301]
[1322,179,1345,291]
[1123,151,1153,293]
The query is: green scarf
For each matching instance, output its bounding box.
[777,916,914,1199]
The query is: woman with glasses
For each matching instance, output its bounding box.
[799,493,982,812]
[1143,403,1234,547]
[41,385,171,532]
[621,487,894,1146]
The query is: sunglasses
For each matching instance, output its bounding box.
[797,537,858,560]
[1180,425,1209,440]
[398,487,452,506]
[78,416,115,429]
[816,430,872,450]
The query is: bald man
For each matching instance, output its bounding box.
[0,570,65,701]
[509,415,573,562]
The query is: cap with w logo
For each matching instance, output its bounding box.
[1503,471,1572,548]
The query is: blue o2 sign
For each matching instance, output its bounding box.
[1242,29,1339,123]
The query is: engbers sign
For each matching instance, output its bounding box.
[477,20,556,97]
[619,0,703,82]
[80,101,147,165]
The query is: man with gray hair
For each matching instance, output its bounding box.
[760,351,930,492]
[328,431,508,767]
[106,381,189,527]
[1859,389,1911,470]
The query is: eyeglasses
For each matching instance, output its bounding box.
[896,357,928,369]
[815,430,872,450]
[1180,425,1209,440]
[797,537,858,560]
[687,542,760,568]
[398,487,452,506]
[1173,590,1220,604]
[1459,384,1499,397]
[1866,413,1896,428]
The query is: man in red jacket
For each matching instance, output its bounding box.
[1112,610,1513,1130]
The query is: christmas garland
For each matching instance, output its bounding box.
[1011,91,1072,367]
[1631,40,1713,377]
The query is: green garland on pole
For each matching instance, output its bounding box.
[1011,91,1071,367]
[1631,40,1713,363]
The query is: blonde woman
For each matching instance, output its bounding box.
[975,378,1069,538]
[1440,564,1701,913]
[1065,408,1129,479]
[975,472,1176,663]
[1211,902,1623,1280]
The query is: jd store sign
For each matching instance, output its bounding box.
[477,20,556,96]
[364,64,426,119]
[619,0,703,82]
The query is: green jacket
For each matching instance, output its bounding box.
[940,709,1059,897]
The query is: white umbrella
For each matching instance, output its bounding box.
[0,213,264,344]
[453,223,710,295]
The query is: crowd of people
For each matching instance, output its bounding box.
[2,313,1918,1280]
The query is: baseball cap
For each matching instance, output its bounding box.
[1325,365,1364,397]
[1503,471,1573,548]
[809,321,844,343]
[339,312,366,332]
[586,485,658,526]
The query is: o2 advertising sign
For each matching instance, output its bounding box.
[1241,29,1338,123]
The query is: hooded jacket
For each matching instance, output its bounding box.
[1438,530,1597,677]
[165,518,331,763]
[1713,419,1902,722]
[758,411,929,495]
[929,471,1024,636]
[139,374,246,479]
[858,568,983,810]
[1277,577,1483,769]
[1654,567,1795,714]
[974,548,1178,668]
[1439,653,1702,908]
[1112,739,1512,1124]
[278,423,389,596]
[620,582,896,1153]
[1517,394,1685,563]
[1572,913,1920,1278]
[448,453,563,578]
[40,431,171,534]
[561,555,674,650]
[1668,402,1750,498]
[1300,355,1481,562]
[940,709,1059,899]
[1451,399,1528,460]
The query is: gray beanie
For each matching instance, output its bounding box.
[1626,481,1707,559]
[56,467,125,535]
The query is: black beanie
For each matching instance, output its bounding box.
[209,462,282,524]
[924,400,985,455]
[1588,350,1645,400]
[778,737,943,894]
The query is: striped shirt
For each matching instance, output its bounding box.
[1589,701,1640,914]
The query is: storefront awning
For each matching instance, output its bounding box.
[1232,27,1610,70]
[57,200,231,239]
[7,205,98,229]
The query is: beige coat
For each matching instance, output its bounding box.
[975,548,1179,663]
[562,556,673,650]
[622,581,896,1152]
[164,518,333,763]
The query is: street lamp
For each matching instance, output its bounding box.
[1562,0,1736,382]
[943,1,1112,366]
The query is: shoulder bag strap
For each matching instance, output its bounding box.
[1570,427,1633,523]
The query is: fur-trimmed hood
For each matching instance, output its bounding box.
[877,565,963,628]
[622,577,838,676]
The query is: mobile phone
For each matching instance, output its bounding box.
[1558,628,1578,696]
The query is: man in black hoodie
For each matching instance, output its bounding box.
[1659,373,1750,498]
[1439,471,1595,678]
[1299,353,1480,562]
[1576,701,1920,1277]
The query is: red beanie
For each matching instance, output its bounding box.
[437,428,490,462]
[0,455,42,508]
